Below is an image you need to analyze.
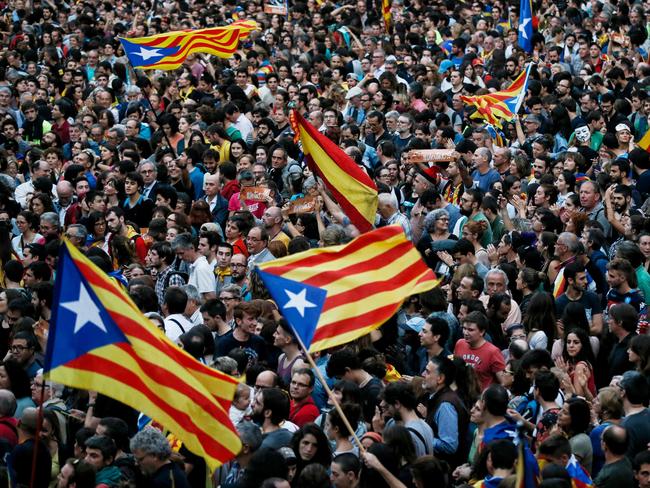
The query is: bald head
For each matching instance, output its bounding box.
[56,180,74,206]
[203,173,221,197]
[263,206,283,231]
[603,424,628,456]
[0,389,16,417]
[255,370,278,389]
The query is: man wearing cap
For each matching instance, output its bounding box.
[438,60,455,91]
[343,86,366,125]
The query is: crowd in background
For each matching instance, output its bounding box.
[4,0,650,486]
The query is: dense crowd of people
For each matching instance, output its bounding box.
[3,0,650,486]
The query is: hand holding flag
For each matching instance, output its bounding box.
[289,110,378,233]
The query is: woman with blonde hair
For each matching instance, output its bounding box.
[590,387,624,477]
[462,220,490,267]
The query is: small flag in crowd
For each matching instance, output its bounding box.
[119,20,258,70]
[290,109,378,233]
[518,0,534,53]
[44,240,241,470]
[485,123,506,147]
[638,129,650,153]
[461,64,532,128]
[256,226,441,352]
[382,0,392,33]
[565,455,594,488]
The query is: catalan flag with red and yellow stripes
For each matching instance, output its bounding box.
[461,63,532,128]
[382,0,392,33]
[290,109,378,233]
[119,20,258,70]
[256,226,441,352]
[44,240,241,470]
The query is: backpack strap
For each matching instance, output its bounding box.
[406,426,431,455]
[167,318,186,335]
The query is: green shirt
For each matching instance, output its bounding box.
[636,266,650,302]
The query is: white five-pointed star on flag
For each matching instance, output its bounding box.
[136,47,163,61]
[519,18,531,39]
[60,283,107,334]
[284,288,316,317]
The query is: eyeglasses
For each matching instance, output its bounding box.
[231,263,247,268]
[10,345,31,352]
[220,296,238,301]
[134,452,151,464]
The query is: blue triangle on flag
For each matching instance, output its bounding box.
[256,269,327,349]
[45,245,129,372]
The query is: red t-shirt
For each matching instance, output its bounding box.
[289,397,319,427]
[0,416,18,448]
[453,339,506,390]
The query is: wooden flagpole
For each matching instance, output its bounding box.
[291,332,366,452]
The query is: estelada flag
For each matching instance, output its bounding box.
[119,20,258,70]
[461,63,532,128]
[290,109,378,233]
[256,226,441,352]
[44,240,241,470]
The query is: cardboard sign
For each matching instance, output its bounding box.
[242,186,270,202]
[287,196,316,214]
[408,149,456,163]
[263,0,288,14]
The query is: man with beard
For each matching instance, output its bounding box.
[610,159,642,205]
[253,117,276,150]
[105,206,147,262]
[605,184,641,240]
[251,386,293,450]
[229,254,251,300]
[554,262,603,334]
[30,282,53,323]
[421,357,468,468]
[452,188,493,247]
[380,382,434,457]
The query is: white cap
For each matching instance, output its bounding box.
[346,86,364,100]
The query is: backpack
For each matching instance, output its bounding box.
[163,270,189,289]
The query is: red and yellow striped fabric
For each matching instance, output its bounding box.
[290,109,378,233]
[119,20,258,70]
[382,0,392,33]
[258,226,441,352]
[460,64,532,128]
[45,241,241,470]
